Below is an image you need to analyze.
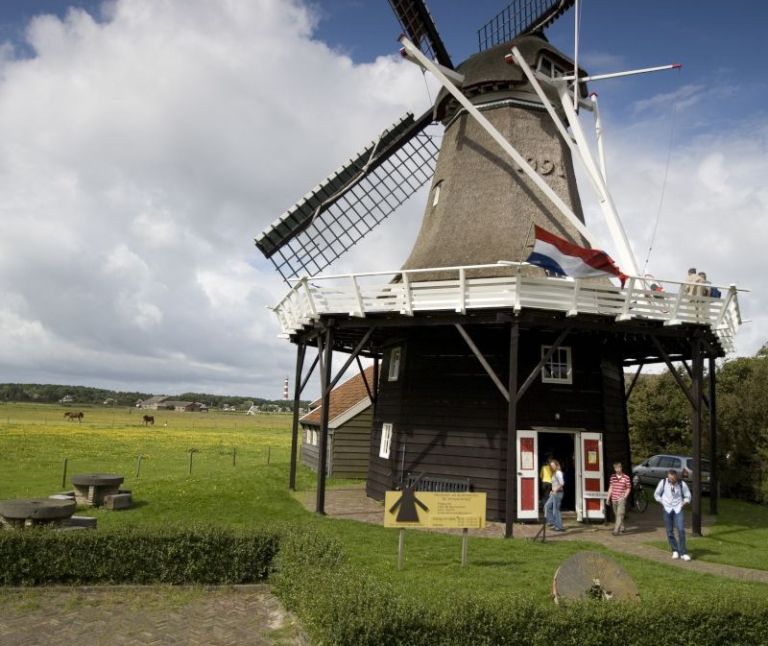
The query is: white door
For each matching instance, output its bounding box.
[516,430,538,520]
[580,432,605,520]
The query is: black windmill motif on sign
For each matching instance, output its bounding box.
[389,473,430,523]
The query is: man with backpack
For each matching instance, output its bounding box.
[654,469,692,560]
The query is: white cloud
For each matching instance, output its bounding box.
[578,109,768,358]
[0,0,430,397]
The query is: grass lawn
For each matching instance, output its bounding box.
[2,402,768,605]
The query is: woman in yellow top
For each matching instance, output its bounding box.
[540,460,553,498]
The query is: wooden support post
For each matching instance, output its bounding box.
[328,328,374,390]
[461,528,469,566]
[316,323,334,515]
[289,343,307,490]
[691,338,703,536]
[232,447,237,467]
[625,363,644,400]
[373,354,380,403]
[61,458,68,489]
[708,354,719,515]
[136,455,143,478]
[505,322,520,538]
[398,528,405,570]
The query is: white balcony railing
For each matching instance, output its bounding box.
[270,263,743,353]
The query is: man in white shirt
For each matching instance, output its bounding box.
[654,469,692,560]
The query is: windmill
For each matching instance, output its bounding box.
[256,0,743,537]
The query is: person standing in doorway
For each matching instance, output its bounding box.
[540,453,553,501]
[544,459,565,532]
[654,469,692,560]
[605,461,631,535]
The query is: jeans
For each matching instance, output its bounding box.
[663,508,687,554]
[612,498,626,532]
[544,491,564,530]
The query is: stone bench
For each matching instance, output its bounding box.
[104,493,133,511]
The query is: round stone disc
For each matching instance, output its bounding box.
[553,551,640,603]
[71,474,124,487]
[0,498,76,520]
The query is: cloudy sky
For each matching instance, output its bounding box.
[0,0,766,398]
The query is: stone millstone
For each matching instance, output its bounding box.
[0,498,76,521]
[553,551,640,604]
[71,474,124,487]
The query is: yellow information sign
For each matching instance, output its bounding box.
[384,491,487,529]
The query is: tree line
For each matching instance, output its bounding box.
[628,343,768,502]
[0,383,309,410]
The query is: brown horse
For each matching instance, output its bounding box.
[64,411,84,422]
[143,414,155,426]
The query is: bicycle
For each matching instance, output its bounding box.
[629,474,649,513]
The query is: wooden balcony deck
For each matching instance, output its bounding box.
[270,264,742,352]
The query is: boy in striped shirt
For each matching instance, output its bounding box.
[606,461,631,535]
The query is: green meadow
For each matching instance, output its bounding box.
[2,402,768,605]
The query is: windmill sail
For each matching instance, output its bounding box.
[477,0,575,51]
[388,0,453,68]
[255,110,439,282]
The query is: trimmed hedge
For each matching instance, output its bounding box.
[272,530,768,646]
[0,526,280,585]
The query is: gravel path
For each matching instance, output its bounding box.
[0,585,306,646]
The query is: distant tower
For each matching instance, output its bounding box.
[283,377,289,401]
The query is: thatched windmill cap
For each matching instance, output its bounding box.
[434,33,588,123]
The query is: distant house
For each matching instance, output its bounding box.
[160,400,208,412]
[246,405,259,415]
[138,395,169,410]
[301,366,374,479]
[58,395,74,404]
[137,397,207,412]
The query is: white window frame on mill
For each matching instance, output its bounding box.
[388,347,402,381]
[537,55,566,79]
[379,423,393,459]
[541,345,572,384]
[431,180,442,208]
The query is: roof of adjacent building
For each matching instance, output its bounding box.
[301,366,374,428]
[140,395,169,405]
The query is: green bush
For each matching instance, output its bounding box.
[0,526,280,585]
[272,530,768,646]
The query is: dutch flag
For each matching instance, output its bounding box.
[526,226,627,286]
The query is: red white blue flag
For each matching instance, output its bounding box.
[526,225,627,286]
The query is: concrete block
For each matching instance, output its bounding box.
[68,515,97,529]
[104,493,132,510]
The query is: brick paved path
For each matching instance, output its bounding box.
[299,485,768,584]
[0,585,305,646]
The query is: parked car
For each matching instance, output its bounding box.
[633,454,711,493]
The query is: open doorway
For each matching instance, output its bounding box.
[538,432,576,511]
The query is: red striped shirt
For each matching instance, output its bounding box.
[608,473,631,501]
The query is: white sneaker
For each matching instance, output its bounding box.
[672,551,679,559]
[681,554,691,561]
